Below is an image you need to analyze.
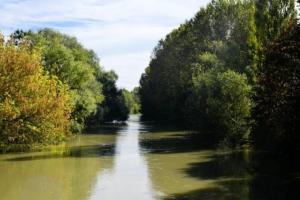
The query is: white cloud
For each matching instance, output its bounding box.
[0,0,210,89]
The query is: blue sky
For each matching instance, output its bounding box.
[0,0,210,90]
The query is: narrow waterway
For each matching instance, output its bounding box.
[0,115,299,200]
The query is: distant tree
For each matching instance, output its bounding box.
[86,71,129,126]
[131,87,141,114]
[122,89,140,114]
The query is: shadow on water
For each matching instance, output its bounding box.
[184,152,249,180]
[163,180,250,200]
[139,120,221,154]
[4,144,116,161]
[249,153,300,200]
[164,152,300,200]
[3,123,127,162]
[140,120,300,200]
[140,132,215,154]
[162,152,250,200]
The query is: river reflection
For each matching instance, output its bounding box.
[90,115,155,200]
[0,115,299,200]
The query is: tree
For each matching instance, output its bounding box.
[0,35,72,151]
[253,20,300,152]
[86,71,129,126]
[12,28,131,129]
[186,70,252,146]
[248,0,296,79]
[122,89,140,114]
[131,87,141,114]
[12,28,104,132]
[139,0,260,146]
[140,0,254,122]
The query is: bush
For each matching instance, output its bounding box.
[186,70,252,146]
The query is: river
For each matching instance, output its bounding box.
[0,115,299,200]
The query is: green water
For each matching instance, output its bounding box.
[0,115,299,200]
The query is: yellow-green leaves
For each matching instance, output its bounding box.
[0,34,72,151]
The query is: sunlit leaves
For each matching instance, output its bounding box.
[0,36,72,151]
[22,29,104,132]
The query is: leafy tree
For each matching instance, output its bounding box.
[140,0,254,123]
[131,87,141,114]
[253,20,300,152]
[86,71,129,126]
[12,29,104,132]
[0,35,72,151]
[186,70,252,146]
[12,28,132,129]
[139,67,154,120]
[122,89,140,114]
[254,0,296,47]
[248,0,296,78]
[139,0,298,148]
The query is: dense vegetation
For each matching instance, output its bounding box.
[0,36,72,151]
[11,29,133,131]
[139,0,299,150]
[86,70,129,126]
[14,29,104,132]
[0,29,135,151]
[253,20,300,152]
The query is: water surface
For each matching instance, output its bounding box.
[0,115,299,200]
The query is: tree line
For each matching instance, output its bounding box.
[0,28,139,151]
[139,0,299,152]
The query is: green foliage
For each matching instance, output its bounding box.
[11,29,104,132]
[254,0,296,47]
[139,0,297,148]
[248,0,296,80]
[0,35,72,151]
[86,71,129,126]
[122,89,140,114]
[131,87,141,114]
[140,0,253,121]
[139,0,255,146]
[253,21,300,152]
[248,0,299,152]
[9,28,131,134]
[187,70,252,146]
